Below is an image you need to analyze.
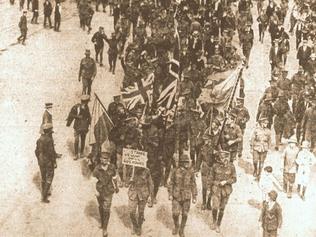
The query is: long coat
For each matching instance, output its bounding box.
[66,103,91,133]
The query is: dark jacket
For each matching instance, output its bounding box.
[66,103,91,132]
[43,1,53,16]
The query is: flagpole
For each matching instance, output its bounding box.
[216,66,244,147]
[94,92,114,127]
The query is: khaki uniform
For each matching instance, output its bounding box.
[79,57,97,95]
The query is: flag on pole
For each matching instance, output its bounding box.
[198,65,243,113]
[121,73,154,110]
[89,95,114,152]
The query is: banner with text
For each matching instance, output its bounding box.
[122,148,148,168]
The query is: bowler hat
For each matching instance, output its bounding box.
[85,49,91,55]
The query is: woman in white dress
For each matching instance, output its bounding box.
[296,141,315,200]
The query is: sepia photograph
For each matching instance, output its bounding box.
[0,0,316,236]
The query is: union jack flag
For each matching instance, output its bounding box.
[121,73,154,110]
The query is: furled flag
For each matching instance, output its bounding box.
[88,94,114,152]
[198,65,243,113]
[121,73,154,110]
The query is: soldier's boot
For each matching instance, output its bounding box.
[42,183,50,203]
[297,184,301,194]
[301,186,306,201]
[179,214,187,237]
[136,213,144,236]
[257,162,263,181]
[210,209,217,230]
[172,214,179,235]
[130,213,138,235]
[102,211,110,237]
[216,209,224,233]
[201,188,207,210]
[98,205,104,228]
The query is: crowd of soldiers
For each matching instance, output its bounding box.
[30,0,316,236]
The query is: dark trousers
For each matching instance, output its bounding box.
[82,78,93,95]
[39,164,54,199]
[44,15,52,27]
[27,0,31,9]
[258,24,266,42]
[54,16,61,31]
[19,0,24,10]
[95,46,104,64]
[74,131,87,155]
[18,29,27,43]
[108,53,117,73]
[31,11,39,23]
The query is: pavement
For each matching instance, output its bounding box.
[0,0,316,237]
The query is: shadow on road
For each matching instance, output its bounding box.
[32,171,41,191]
[66,139,75,156]
[248,199,262,210]
[238,158,253,175]
[156,204,173,230]
[84,200,100,224]
[114,205,132,229]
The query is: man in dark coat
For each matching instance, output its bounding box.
[43,0,53,28]
[297,40,312,71]
[18,11,28,45]
[35,123,57,203]
[31,0,39,24]
[240,23,254,68]
[92,26,107,66]
[78,49,97,95]
[269,39,282,71]
[105,32,119,74]
[66,95,91,160]
[54,0,62,32]
[301,99,316,150]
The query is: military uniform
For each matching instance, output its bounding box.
[78,50,97,95]
[105,34,119,74]
[250,118,272,178]
[221,121,243,162]
[302,104,316,150]
[273,92,290,150]
[142,119,162,203]
[66,95,91,160]
[240,26,254,67]
[189,110,207,166]
[209,151,237,233]
[35,124,56,203]
[128,167,154,236]
[91,28,106,66]
[168,155,197,237]
[93,158,118,237]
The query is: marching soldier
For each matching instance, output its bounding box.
[78,49,97,95]
[66,95,91,160]
[240,23,254,68]
[168,154,197,237]
[127,166,154,236]
[18,11,28,45]
[196,118,221,210]
[301,99,316,151]
[257,93,274,129]
[141,116,162,205]
[209,150,237,233]
[232,97,250,158]
[35,123,57,203]
[250,116,272,180]
[189,109,207,167]
[273,91,291,150]
[93,151,119,237]
[221,113,243,162]
[105,33,120,74]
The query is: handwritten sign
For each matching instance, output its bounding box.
[122,148,148,168]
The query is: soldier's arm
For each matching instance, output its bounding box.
[226,165,237,184]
